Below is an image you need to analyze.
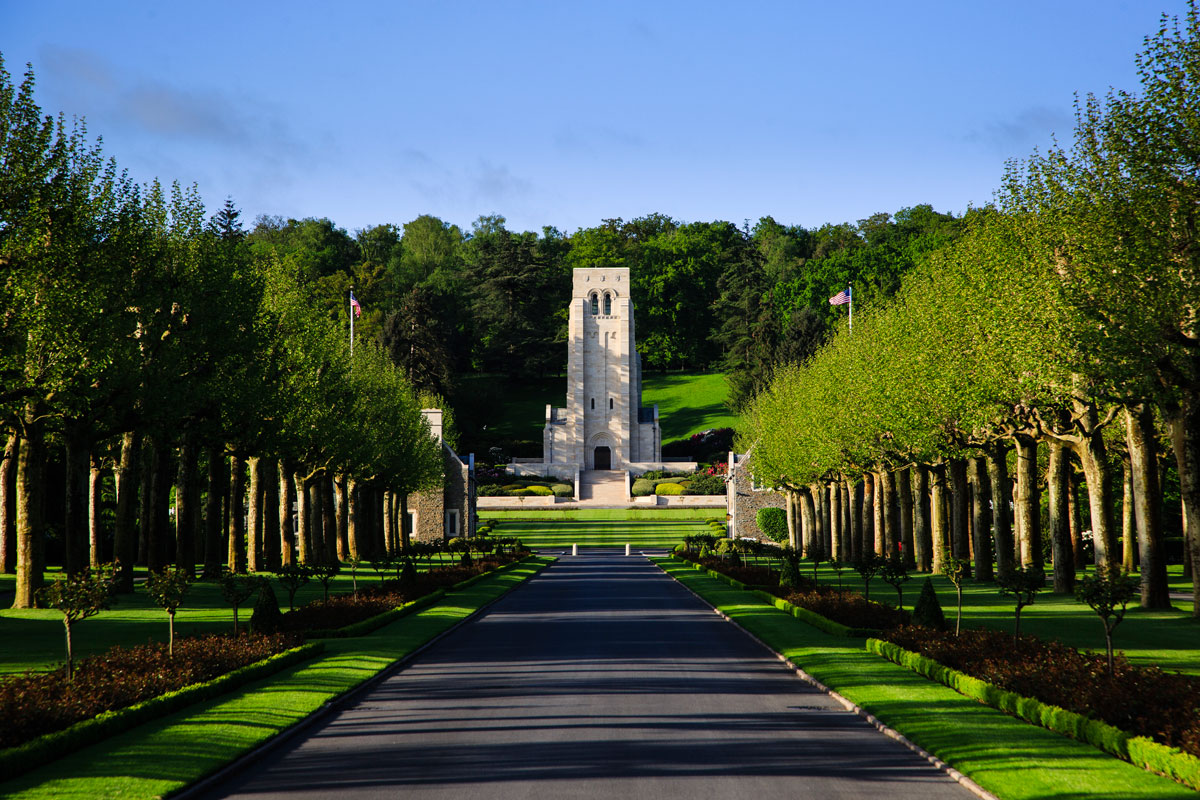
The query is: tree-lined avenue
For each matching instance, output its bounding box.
[194,553,974,800]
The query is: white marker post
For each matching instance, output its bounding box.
[572,543,578,556]
[625,543,631,556]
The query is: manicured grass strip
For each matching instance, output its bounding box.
[654,557,1197,800]
[303,589,447,638]
[488,516,718,550]
[0,557,554,800]
[480,507,725,521]
[0,642,324,784]
[867,637,1200,791]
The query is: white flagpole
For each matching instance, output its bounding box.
[848,285,853,333]
[349,289,355,358]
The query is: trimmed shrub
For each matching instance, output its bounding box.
[688,473,725,495]
[500,483,524,491]
[550,483,573,497]
[756,507,788,543]
[655,482,684,496]
[911,577,946,630]
[477,485,505,497]
[631,479,656,496]
[511,488,535,496]
[250,582,283,634]
[525,485,554,496]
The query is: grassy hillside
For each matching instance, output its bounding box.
[455,371,737,458]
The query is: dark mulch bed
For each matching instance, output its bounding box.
[280,557,515,633]
[885,625,1200,758]
[778,587,910,630]
[0,632,302,750]
[679,552,906,631]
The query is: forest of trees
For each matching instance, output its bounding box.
[0,52,955,609]
[744,8,1200,616]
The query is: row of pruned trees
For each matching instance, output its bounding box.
[743,5,1200,616]
[0,59,443,608]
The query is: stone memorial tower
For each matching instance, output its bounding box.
[538,267,662,476]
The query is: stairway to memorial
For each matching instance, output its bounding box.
[578,470,628,504]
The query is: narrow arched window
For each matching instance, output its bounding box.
[590,293,599,315]
[604,293,612,315]
[609,398,613,409]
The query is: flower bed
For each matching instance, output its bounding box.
[884,625,1200,758]
[0,632,302,750]
[777,587,909,631]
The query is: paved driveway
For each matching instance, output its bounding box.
[195,552,977,800]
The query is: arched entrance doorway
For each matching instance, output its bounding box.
[593,446,611,470]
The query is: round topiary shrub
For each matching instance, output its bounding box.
[526,485,553,496]
[501,483,525,492]
[631,479,655,496]
[550,483,573,497]
[510,488,535,497]
[756,507,788,543]
[655,482,685,496]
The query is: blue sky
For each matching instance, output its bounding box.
[1,1,1187,235]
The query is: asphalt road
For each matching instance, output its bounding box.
[195,552,977,800]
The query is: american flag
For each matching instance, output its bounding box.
[829,287,851,306]
[350,291,362,318]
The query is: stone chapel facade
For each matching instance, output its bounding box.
[518,267,663,479]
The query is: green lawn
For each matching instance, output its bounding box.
[481,510,724,550]
[641,371,738,440]
[0,558,553,800]
[0,556,465,675]
[657,558,1197,800]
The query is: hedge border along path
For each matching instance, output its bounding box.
[0,556,554,800]
[867,637,1200,791]
[652,557,1198,800]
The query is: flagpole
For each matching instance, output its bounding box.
[349,287,355,358]
[848,285,853,333]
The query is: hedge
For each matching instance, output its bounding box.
[866,637,1200,791]
[655,483,684,496]
[0,641,324,784]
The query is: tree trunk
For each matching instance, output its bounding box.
[295,472,312,564]
[137,442,153,566]
[347,480,360,559]
[850,478,864,562]
[897,467,915,569]
[930,460,948,574]
[400,493,411,549]
[89,453,102,569]
[148,438,173,572]
[114,431,142,592]
[818,481,831,556]
[878,469,899,560]
[1066,400,1117,568]
[227,453,246,572]
[0,432,17,574]
[308,477,324,564]
[785,488,797,549]
[1121,459,1136,571]
[13,408,46,609]
[1168,399,1200,616]
[912,464,932,572]
[968,457,993,582]
[1126,405,1170,608]
[1013,435,1042,568]
[202,445,224,578]
[868,472,878,554]
[175,433,198,576]
[279,463,295,567]
[872,471,885,556]
[262,458,280,571]
[800,489,816,558]
[829,481,842,561]
[1068,467,1086,568]
[336,475,349,560]
[322,476,338,564]
[948,459,971,575]
[63,426,90,576]
[246,456,263,572]
[1047,441,1073,593]
[984,443,1014,578]
[840,476,853,561]
[809,484,826,557]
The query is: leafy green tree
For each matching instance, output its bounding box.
[940,554,969,636]
[146,567,192,655]
[756,507,787,544]
[219,571,260,636]
[997,566,1046,640]
[36,568,114,680]
[276,564,311,612]
[853,553,885,601]
[1075,566,1141,676]
[880,558,912,612]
